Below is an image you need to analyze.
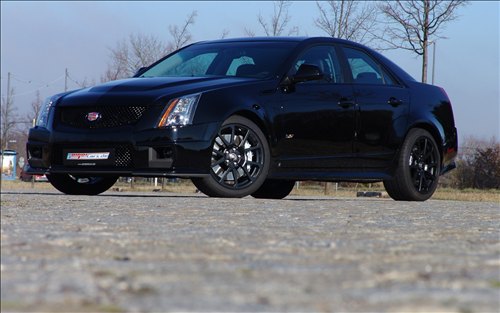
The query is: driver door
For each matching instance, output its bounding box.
[274,45,356,168]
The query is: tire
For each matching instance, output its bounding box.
[192,116,270,198]
[47,173,118,195]
[251,179,295,199]
[384,129,441,201]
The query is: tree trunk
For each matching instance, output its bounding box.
[422,42,428,83]
[421,0,430,83]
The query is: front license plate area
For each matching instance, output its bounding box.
[63,149,115,166]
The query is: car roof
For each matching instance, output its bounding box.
[182,37,417,83]
[195,36,358,46]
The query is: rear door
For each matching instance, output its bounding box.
[341,47,410,169]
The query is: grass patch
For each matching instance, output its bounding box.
[490,280,500,288]
[2,179,498,202]
[434,188,500,202]
[0,301,124,313]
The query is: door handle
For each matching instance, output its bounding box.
[388,97,403,107]
[338,98,355,109]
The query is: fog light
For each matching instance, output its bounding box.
[155,147,173,159]
[29,146,43,159]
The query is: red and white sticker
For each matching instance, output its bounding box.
[66,152,110,160]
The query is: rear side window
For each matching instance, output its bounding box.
[343,47,395,85]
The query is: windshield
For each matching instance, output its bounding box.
[140,41,298,79]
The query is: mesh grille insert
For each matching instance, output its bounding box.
[114,145,133,167]
[59,105,147,129]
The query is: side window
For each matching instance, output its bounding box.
[291,45,343,83]
[343,47,395,85]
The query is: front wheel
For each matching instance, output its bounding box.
[384,129,441,201]
[192,116,270,198]
[47,173,118,195]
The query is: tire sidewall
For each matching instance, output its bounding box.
[251,179,295,199]
[47,173,118,195]
[195,116,270,198]
[399,129,441,201]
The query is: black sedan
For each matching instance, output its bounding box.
[27,37,457,201]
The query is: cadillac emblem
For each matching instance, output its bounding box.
[86,112,101,122]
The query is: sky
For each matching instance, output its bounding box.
[1,1,499,141]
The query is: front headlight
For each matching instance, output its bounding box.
[157,93,201,128]
[35,95,58,127]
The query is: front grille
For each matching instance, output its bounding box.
[59,105,147,129]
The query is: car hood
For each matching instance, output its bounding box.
[58,76,261,107]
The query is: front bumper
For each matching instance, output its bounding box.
[27,122,218,177]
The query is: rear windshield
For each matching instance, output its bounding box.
[140,41,298,79]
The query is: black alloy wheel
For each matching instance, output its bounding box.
[192,116,270,198]
[384,129,441,201]
[47,173,118,195]
[409,136,439,193]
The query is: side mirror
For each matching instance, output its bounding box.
[292,64,324,83]
[134,67,148,77]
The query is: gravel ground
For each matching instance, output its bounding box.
[1,189,499,312]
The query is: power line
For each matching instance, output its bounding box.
[10,73,64,87]
[3,70,91,99]
[10,75,32,84]
[13,75,64,97]
[5,73,66,98]
[66,71,91,88]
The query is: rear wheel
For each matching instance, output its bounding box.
[47,173,118,195]
[251,179,295,199]
[384,129,441,201]
[192,116,270,198]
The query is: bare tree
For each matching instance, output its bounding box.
[26,90,42,127]
[379,0,467,83]
[244,27,256,37]
[73,77,96,89]
[473,142,500,189]
[101,33,169,82]
[168,11,197,51]
[1,84,18,151]
[255,1,299,36]
[220,29,230,39]
[101,11,198,82]
[314,1,379,45]
[443,136,500,189]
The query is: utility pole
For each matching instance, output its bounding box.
[7,72,11,100]
[3,72,12,149]
[431,41,436,85]
[64,68,68,92]
[1,72,11,177]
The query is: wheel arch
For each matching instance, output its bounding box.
[230,110,273,146]
[405,122,445,161]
